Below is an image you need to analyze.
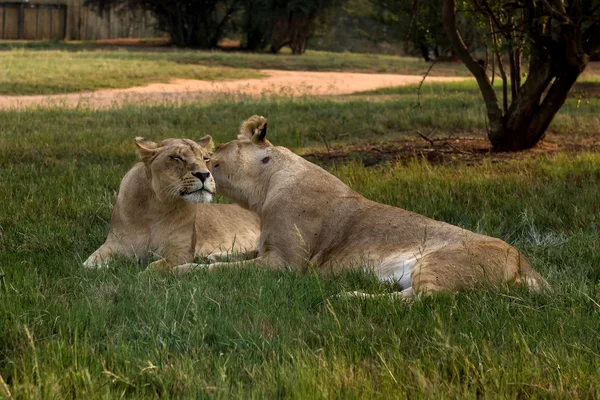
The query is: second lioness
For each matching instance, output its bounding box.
[84,136,260,271]
[175,116,548,297]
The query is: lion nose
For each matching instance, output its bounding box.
[192,171,211,182]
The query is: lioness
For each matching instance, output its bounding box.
[84,136,260,270]
[175,116,548,297]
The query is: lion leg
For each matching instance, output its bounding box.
[408,253,470,295]
[336,287,413,300]
[144,247,197,273]
[83,244,115,269]
[408,240,543,294]
[207,249,259,263]
[172,252,286,275]
[84,229,147,269]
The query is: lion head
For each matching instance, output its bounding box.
[134,135,216,204]
[208,116,281,208]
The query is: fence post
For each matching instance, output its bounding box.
[35,6,40,40]
[50,6,53,38]
[1,4,5,40]
[18,3,24,39]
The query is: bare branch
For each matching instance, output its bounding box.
[416,131,435,146]
[539,0,571,24]
[487,14,508,114]
[473,0,513,41]
[481,27,529,37]
[488,17,496,90]
[316,130,331,153]
[405,0,422,53]
[490,50,495,87]
[485,44,489,75]
[416,60,438,109]
[496,52,508,114]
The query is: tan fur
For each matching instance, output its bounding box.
[175,116,549,296]
[84,136,260,270]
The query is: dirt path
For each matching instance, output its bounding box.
[0,69,469,110]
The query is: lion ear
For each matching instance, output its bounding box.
[197,135,214,151]
[134,137,159,163]
[251,121,268,144]
[238,115,268,143]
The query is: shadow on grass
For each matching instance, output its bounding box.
[303,134,600,167]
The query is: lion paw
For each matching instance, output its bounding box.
[83,253,110,269]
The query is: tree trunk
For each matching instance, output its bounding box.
[246,28,266,51]
[419,43,430,62]
[492,19,588,150]
[494,65,583,150]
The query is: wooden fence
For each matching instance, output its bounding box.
[1,3,66,40]
[0,1,157,41]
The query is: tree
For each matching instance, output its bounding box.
[85,0,243,48]
[442,0,600,150]
[374,0,445,60]
[243,0,346,54]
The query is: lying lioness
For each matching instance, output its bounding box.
[175,116,548,297]
[84,136,260,270]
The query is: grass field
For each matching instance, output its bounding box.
[0,45,469,95]
[0,41,471,74]
[356,75,600,102]
[0,50,263,96]
[2,79,600,397]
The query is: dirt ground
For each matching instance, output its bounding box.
[0,69,468,110]
[303,133,600,167]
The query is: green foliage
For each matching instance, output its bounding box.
[243,0,347,53]
[84,0,346,52]
[371,0,479,61]
[307,0,405,54]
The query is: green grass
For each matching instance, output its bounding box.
[1,96,600,397]
[0,49,262,95]
[1,91,597,153]
[0,44,470,95]
[156,49,469,76]
[0,41,470,75]
[356,79,483,96]
[356,75,600,99]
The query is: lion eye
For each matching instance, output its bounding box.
[203,157,210,162]
[171,156,184,162]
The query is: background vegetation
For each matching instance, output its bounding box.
[84,0,347,51]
